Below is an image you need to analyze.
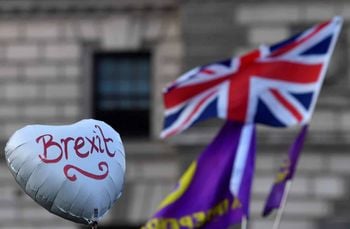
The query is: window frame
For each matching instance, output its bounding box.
[92,50,152,138]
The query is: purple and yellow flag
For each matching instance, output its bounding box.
[143,121,256,229]
[262,125,308,216]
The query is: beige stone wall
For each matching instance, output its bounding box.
[0,10,183,142]
[0,2,183,228]
[0,18,83,140]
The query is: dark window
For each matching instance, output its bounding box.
[93,52,151,137]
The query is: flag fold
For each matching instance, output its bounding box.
[143,121,256,229]
[263,125,308,217]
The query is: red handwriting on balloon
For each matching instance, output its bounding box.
[36,125,116,181]
[64,162,109,181]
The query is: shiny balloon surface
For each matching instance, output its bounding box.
[5,119,125,224]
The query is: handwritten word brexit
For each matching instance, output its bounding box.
[36,125,116,181]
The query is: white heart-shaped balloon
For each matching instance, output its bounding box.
[5,119,126,225]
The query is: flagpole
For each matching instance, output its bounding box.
[272,181,292,229]
[241,216,248,229]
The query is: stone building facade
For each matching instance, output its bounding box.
[0,1,182,228]
[0,0,350,229]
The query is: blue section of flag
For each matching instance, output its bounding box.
[254,99,285,127]
[192,98,219,126]
[301,35,332,55]
[290,92,314,110]
[218,59,233,68]
[202,59,232,69]
[164,106,186,129]
[269,32,302,52]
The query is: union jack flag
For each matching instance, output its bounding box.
[161,16,342,138]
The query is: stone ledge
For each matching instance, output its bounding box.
[251,198,330,218]
[168,128,350,147]
[0,0,177,16]
[251,219,315,229]
[124,139,177,156]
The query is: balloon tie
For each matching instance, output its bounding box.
[90,221,98,229]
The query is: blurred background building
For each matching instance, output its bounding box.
[0,0,349,229]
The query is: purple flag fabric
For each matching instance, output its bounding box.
[262,125,308,217]
[142,121,256,229]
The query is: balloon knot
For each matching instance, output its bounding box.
[90,221,98,229]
